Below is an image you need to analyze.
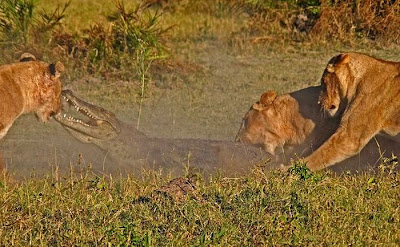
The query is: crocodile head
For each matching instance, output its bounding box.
[54,90,121,143]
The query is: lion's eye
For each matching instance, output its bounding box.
[329,105,336,110]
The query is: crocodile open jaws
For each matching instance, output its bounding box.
[54,90,276,177]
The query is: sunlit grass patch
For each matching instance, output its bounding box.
[1,166,399,245]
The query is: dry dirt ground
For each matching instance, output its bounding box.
[1,41,399,179]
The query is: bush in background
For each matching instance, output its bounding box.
[0,0,399,77]
[0,0,68,47]
[312,0,400,45]
[54,1,169,78]
[189,0,399,46]
[235,0,400,45]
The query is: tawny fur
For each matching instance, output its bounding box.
[235,87,339,158]
[0,55,64,173]
[305,52,400,171]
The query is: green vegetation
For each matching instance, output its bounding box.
[1,166,399,245]
[0,0,68,46]
[1,0,399,72]
[1,0,400,245]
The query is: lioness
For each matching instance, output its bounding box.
[0,54,64,173]
[236,86,340,161]
[304,53,400,170]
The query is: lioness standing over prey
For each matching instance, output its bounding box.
[0,54,64,173]
[304,52,400,171]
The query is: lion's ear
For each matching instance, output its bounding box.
[19,53,36,62]
[49,61,65,79]
[252,102,263,111]
[327,54,350,73]
[260,91,276,106]
[252,91,277,111]
[338,54,350,65]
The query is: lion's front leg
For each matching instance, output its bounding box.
[303,114,381,171]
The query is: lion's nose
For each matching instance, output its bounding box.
[49,111,57,119]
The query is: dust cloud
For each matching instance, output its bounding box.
[0,115,114,180]
[1,109,399,181]
[0,114,274,180]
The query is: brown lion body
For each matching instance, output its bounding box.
[305,52,400,170]
[0,56,64,173]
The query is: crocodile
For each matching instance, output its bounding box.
[53,90,276,177]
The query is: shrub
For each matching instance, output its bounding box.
[0,0,68,46]
[54,1,169,77]
[207,0,399,46]
[312,0,400,44]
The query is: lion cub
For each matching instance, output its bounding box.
[0,54,64,173]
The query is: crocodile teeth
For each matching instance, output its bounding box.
[61,95,101,125]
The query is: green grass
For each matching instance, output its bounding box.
[1,167,399,245]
